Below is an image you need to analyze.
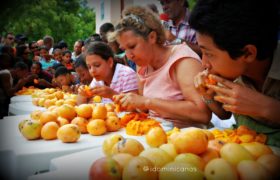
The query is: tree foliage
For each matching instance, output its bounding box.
[1,0,95,49]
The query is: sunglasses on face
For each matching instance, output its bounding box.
[8,37,14,40]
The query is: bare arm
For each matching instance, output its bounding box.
[114,58,211,124]
[145,58,211,123]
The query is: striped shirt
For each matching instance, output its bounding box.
[110,63,138,93]
[166,9,197,44]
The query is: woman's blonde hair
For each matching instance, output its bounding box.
[113,6,166,45]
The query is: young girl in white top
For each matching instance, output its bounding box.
[77,41,138,104]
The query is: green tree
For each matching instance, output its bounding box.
[1,0,95,49]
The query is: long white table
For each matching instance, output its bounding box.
[0,114,172,180]
[8,101,45,115]
[11,95,32,103]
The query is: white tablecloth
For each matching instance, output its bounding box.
[0,114,172,180]
[11,95,32,103]
[9,102,45,115]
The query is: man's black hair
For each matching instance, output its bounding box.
[55,66,70,78]
[189,0,278,60]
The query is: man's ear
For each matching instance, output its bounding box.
[242,45,257,63]
[148,31,157,44]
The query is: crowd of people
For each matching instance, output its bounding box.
[0,0,279,147]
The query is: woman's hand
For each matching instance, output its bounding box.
[207,74,267,117]
[113,93,147,111]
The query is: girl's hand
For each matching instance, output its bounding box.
[78,85,92,97]
[91,86,117,99]
[207,75,266,116]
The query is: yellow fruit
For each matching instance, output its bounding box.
[112,153,133,171]
[200,148,220,165]
[87,119,107,135]
[159,161,204,180]
[93,95,102,103]
[103,134,124,156]
[122,156,157,180]
[167,131,180,144]
[55,99,64,106]
[139,148,172,168]
[204,158,238,180]
[38,98,46,107]
[92,104,107,120]
[241,142,273,159]
[41,121,59,140]
[105,103,115,112]
[57,124,80,143]
[172,128,208,155]
[159,143,178,159]
[32,98,39,106]
[57,116,69,126]
[220,143,254,166]
[146,126,167,148]
[39,111,58,125]
[30,110,42,121]
[203,130,215,140]
[20,120,42,140]
[208,139,226,152]
[257,154,280,177]
[174,153,205,171]
[105,116,121,132]
[239,134,255,143]
[57,104,77,120]
[111,138,144,156]
[237,160,269,180]
[107,112,117,117]
[75,104,93,119]
[44,99,55,108]
[71,117,88,134]
[55,91,64,99]
[64,99,76,106]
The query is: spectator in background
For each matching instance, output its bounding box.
[1,32,15,47]
[15,34,28,46]
[16,44,32,70]
[62,50,74,71]
[57,40,68,52]
[29,41,40,62]
[74,55,92,85]
[107,32,136,71]
[30,62,53,88]
[54,66,78,91]
[159,0,201,55]
[72,40,84,61]
[43,35,54,55]
[0,45,16,66]
[39,46,56,72]
[0,62,32,118]
[99,22,114,43]
[83,34,102,52]
[37,39,44,47]
[53,48,63,64]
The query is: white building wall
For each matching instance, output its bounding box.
[88,0,162,34]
